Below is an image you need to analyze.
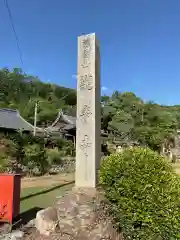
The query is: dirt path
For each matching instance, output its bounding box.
[21,173,74,189]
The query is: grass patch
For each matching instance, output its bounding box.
[20,182,74,213]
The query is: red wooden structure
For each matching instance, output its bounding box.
[0,174,21,224]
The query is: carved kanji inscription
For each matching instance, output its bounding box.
[79,135,92,180]
[80,104,92,123]
[79,74,93,90]
[80,135,91,156]
[81,37,92,68]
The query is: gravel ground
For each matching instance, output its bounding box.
[24,228,75,240]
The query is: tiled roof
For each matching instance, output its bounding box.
[0,108,35,132]
[62,114,76,125]
[46,110,76,130]
[63,124,76,131]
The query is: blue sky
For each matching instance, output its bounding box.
[0,0,180,105]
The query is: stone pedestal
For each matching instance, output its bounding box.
[75,33,101,188]
[35,190,121,239]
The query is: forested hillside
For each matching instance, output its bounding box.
[0,67,76,126]
[102,92,180,150]
[1,67,180,151]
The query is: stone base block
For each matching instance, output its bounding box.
[35,190,121,239]
[35,207,58,236]
[72,186,98,197]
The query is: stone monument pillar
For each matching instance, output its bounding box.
[75,33,101,188]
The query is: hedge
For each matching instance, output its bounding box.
[100,147,180,240]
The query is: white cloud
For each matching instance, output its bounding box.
[101,86,108,91]
[72,74,77,79]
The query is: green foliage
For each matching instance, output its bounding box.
[0,67,76,126]
[110,110,134,133]
[46,147,62,165]
[102,91,180,150]
[100,147,180,239]
[64,140,75,156]
[3,138,20,158]
[20,133,45,146]
[0,152,8,172]
[1,66,180,153]
[0,132,75,176]
[55,138,68,149]
[1,67,180,151]
[23,144,47,175]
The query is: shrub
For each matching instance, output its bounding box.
[100,147,180,240]
[23,144,48,175]
[46,147,62,165]
[0,152,8,172]
[56,139,75,156]
[4,138,20,158]
[64,140,75,156]
[56,138,67,149]
[46,148,75,174]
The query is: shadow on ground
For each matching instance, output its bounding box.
[14,207,43,229]
[0,182,75,232]
[0,207,42,232]
[20,181,74,201]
